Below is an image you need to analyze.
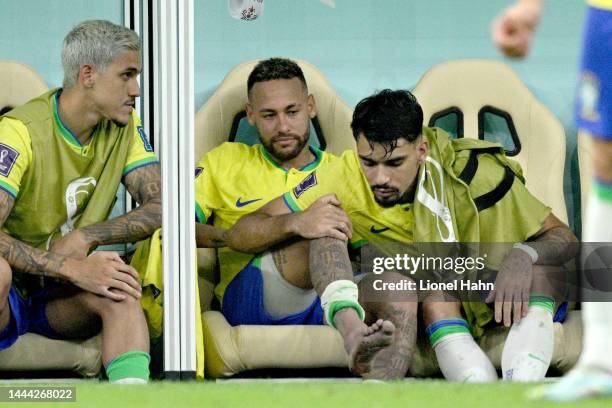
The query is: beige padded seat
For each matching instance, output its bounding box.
[197,59,581,378]
[0,60,48,110]
[413,59,568,224]
[194,59,355,163]
[0,60,102,377]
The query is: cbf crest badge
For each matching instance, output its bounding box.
[293,172,317,197]
[578,71,600,122]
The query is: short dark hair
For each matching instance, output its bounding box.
[351,89,423,153]
[247,58,307,95]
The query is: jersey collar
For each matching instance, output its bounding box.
[53,90,97,151]
[261,145,323,173]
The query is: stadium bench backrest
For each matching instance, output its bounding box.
[0,60,48,114]
[413,59,568,224]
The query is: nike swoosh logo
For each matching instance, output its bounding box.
[236,197,263,208]
[370,226,390,234]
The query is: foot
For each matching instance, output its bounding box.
[529,367,612,401]
[345,319,395,377]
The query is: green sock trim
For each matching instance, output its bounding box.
[428,325,470,347]
[528,352,548,365]
[106,351,150,382]
[529,294,555,314]
[327,300,365,329]
[593,180,612,203]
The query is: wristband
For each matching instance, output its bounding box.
[512,242,538,264]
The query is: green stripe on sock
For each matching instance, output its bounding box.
[327,300,365,329]
[428,325,470,347]
[529,294,555,314]
[593,180,612,203]
[106,351,150,382]
[528,352,548,365]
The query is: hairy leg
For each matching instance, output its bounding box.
[0,258,11,332]
[310,237,395,377]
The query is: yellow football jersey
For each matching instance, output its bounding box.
[0,96,157,198]
[195,142,337,303]
[282,149,415,249]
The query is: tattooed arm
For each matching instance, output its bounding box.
[0,190,141,300]
[81,163,162,247]
[196,223,227,248]
[526,212,578,265]
[51,164,162,259]
[228,194,352,254]
[486,212,577,326]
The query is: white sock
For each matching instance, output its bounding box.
[427,319,497,382]
[576,302,612,372]
[502,299,554,381]
[578,183,612,373]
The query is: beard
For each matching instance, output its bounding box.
[371,184,401,207]
[262,132,309,162]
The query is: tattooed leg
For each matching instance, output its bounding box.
[0,257,11,332]
[310,237,395,377]
[358,272,418,380]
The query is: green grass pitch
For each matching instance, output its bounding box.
[2,380,611,408]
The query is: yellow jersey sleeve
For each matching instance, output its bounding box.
[194,152,217,223]
[282,150,368,214]
[0,117,33,198]
[123,112,159,176]
[589,0,612,10]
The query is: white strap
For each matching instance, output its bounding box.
[512,243,539,264]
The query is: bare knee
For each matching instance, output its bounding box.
[81,292,142,320]
[0,257,12,303]
[422,291,462,326]
[271,241,311,289]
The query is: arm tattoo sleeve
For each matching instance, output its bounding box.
[80,163,162,247]
[530,226,579,265]
[0,191,67,277]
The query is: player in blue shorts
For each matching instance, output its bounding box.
[195,58,416,379]
[0,20,161,383]
[493,0,612,400]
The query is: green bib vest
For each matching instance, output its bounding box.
[1,89,133,294]
[414,128,551,338]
